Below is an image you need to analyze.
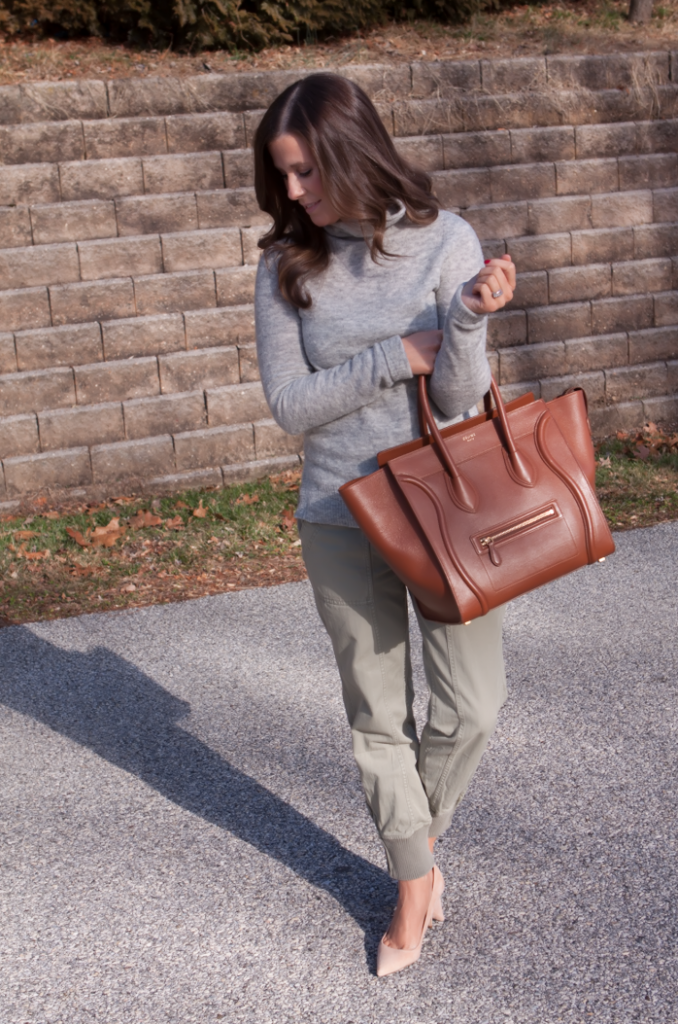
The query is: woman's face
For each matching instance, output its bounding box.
[268,133,340,227]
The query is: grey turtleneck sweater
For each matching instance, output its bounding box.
[254,204,491,528]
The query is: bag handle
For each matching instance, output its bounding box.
[417,375,534,500]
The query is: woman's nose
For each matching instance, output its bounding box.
[287,174,304,201]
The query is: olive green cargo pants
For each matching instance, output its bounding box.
[300,520,507,881]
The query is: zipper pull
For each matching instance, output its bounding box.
[487,539,502,566]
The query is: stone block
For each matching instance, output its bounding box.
[30,199,117,246]
[481,57,546,93]
[512,271,548,308]
[221,454,300,486]
[11,79,107,123]
[115,193,199,236]
[527,196,592,235]
[548,264,611,303]
[142,152,224,195]
[461,201,528,241]
[0,414,39,458]
[222,148,256,188]
[243,109,266,147]
[15,322,103,371]
[618,154,678,191]
[588,401,644,437]
[38,402,124,451]
[486,310,527,348]
[0,242,79,290]
[134,269,216,317]
[145,467,223,494]
[215,266,257,306]
[393,99,464,138]
[571,227,634,266]
[633,223,678,260]
[0,206,32,248]
[0,333,17,374]
[528,302,592,343]
[78,235,163,281]
[196,188,270,230]
[393,136,444,173]
[460,90,575,133]
[575,122,638,159]
[410,60,481,99]
[254,418,304,459]
[107,74,232,118]
[628,326,678,364]
[59,157,144,202]
[442,130,511,170]
[499,380,540,404]
[74,357,160,405]
[541,370,605,406]
[564,333,628,373]
[670,359,678,394]
[159,347,239,394]
[83,116,168,159]
[482,239,507,260]
[166,111,246,153]
[102,314,186,360]
[490,163,556,204]
[508,233,571,272]
[123,391,206,440]
[206,381,269,426]
[612,258,673,297]
[0,287,51,332]
[238,343,260,381]
[174,422,254,470]
[643,394,678,423]
[548,53,669,91]
[4,447,92,497]
[50,278,135,326]
[605,362,668,403]
[184,305,255,349]
[340,64,412,102]
[654,291,678,326]
[0,120,84,165]
[91,435,175,485]
[637,118,678,155]
[161,228,242,273]
[652,187,678,224]
[486,350,499,378]
[499,340,567,385]
[555,158,619,197]
[591,295,653,335]
[509,126,575,164]
[241,227,264,265]
[430,169,491,209]
[590,190,653,229]
[0,163,60,206]
[0,366,75,415]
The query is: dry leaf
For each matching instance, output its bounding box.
[66,526,91,548]
[90,518,127,547]
[17,544,50,561]
[164,515,185,530]
[14,530,37,540]
[235,493,259,506]
[120,582,137,593]
[281,508,296,531]
[43,511,60,520]
[70,564,96,576]
[192,500,208,518]
[112,496,134,506]
[175,501,189,509]
[129,509,163,529]
[86,502,107,516]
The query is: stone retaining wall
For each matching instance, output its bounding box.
[0,51,676,504]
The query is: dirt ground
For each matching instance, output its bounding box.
[0,0,677,86]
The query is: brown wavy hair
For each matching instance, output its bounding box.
[253,72,439,309]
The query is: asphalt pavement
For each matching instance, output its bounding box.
[0,521,677,1024]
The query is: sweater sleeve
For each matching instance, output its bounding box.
[428,216,492,419]
[254,255,413,435]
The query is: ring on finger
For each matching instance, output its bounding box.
[491,289,503,299]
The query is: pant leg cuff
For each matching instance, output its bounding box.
[382,823,434,881]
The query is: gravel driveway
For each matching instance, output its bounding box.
[1,521,676,1024]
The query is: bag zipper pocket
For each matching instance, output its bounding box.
[474,504,559,566]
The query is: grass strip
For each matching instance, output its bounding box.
[1,432,677,627]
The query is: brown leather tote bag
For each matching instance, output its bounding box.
[339,377,615,624]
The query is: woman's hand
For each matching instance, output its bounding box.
[461,254,516,315]
[401,329,443,375]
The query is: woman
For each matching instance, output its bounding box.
[253,73,515,977]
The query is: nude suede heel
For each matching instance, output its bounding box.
[376,866,444,978]
[430,867,445,922]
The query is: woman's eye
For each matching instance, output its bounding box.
[298,169,312,178]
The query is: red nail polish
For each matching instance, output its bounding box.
[484,259,490,264]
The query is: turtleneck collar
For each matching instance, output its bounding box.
[324,200,407,240]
